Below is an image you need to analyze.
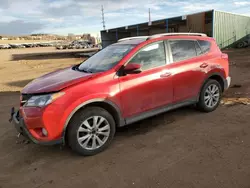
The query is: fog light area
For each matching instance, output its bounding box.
[42,128,48,136]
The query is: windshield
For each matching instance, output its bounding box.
[78,44,135,73]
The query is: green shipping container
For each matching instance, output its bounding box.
[213,10,250,48]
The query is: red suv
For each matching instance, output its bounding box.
[10,33,231,156]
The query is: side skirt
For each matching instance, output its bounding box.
[125,98,197,125]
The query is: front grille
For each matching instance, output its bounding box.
[21,94,33,106]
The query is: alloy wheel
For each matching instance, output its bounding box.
[77,116,110,150]
[204,84,220,108]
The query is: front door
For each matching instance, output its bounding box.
[118,41,173,118]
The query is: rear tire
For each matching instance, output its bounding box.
[237,41,245,48]
[197,79,222,112]
[67,107,116,156]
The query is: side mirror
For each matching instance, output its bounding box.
[124,63,142,74]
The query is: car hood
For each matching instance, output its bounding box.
[22,66,93,94]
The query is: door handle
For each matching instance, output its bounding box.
[200,63,208,68]
[160,72,172,78]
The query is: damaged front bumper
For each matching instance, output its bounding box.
[9,107,63,145]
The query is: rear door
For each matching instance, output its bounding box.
[119,41,173,118]
[166,39,208,103]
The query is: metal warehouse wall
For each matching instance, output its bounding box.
[187,12,205,33]
[214,10,250,48]
[100,10,215,48]
[101,31,130,47]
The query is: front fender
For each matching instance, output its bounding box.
[60,94,123,143]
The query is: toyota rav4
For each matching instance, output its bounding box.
[10,33,231,156]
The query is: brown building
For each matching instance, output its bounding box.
[101,10,250,49]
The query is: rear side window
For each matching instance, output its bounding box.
[194,41,202,55]
[169,40,196,62]
[198,40,211,54]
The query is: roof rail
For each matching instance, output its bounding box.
[148,32,207,39]
[118,36,148,42]
[117,33,207,43]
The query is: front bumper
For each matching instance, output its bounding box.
[10,108,63,145]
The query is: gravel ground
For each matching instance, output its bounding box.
[0,47,250,188]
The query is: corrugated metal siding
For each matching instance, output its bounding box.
[214,10,250,48]
[101,30,131,48]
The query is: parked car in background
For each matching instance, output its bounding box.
[19,44,26,48]
[67,44,77,49]
[96,43,102,49]
[31,43,39,47]
[9,44,19,48]
[76,44,86,49]
[236,34,250,48]
[9,44,25,48]
[10,33,231,156]
[0,41,59,49]
[55,42,69,49]
[73,41,89,49]
[43,42,54,47]
[56,40,94,50]
[38,42,54,47]
[23,43,35,48]
[0,44,11,49]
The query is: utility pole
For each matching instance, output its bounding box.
[148,8,152,26]
[101,5,106,30]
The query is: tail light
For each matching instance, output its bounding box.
[221,53,229,77]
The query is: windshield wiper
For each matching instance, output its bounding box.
[73,64,92,73]
[78,67,93,73]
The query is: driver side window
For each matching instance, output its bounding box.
[128,41,166,71]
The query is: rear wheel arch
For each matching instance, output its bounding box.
[62,99,124,143]
[207,74,225,92]
[200,72,225,94]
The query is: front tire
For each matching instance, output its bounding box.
[67,107,116,156]
[197,79,222,112]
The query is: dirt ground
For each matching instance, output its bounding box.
[0,47,86,92]
[0,47,250,188]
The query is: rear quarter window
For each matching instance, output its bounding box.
[194,41,202,55]
[169,40,196,62]
[198,40,211,54]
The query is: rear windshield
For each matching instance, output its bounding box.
[78,44,135,73]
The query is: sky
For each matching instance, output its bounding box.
[0,0,250,37]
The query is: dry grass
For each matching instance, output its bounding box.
[221,98,250,105]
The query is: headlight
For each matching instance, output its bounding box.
[25,92,65,107]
